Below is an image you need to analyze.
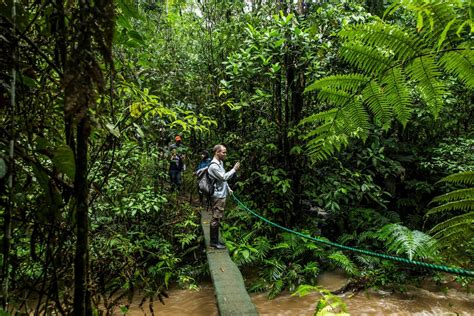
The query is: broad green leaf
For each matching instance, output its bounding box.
[52,145,76,179]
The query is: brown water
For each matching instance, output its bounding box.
[125,272,473,315]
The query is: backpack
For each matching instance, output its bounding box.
[197,162,217,197]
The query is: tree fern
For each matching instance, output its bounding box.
[302,0,471,162]
[375,223,438,260]
[426,171,474,253]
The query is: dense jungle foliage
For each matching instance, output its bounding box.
[0,0,473,314]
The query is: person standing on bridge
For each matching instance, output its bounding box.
[207,144,240,249]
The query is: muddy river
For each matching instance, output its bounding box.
[123,272,473,315]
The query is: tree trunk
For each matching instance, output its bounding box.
[73,118,91,315]
[365,0,384,17]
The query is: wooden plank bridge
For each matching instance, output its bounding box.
[201,211,259,315]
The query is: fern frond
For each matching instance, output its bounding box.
[328,251,358,275]
[430,188,474,204]
[419,1,462,47]
[426,170,474,255]
[303,122,334,139]
[341,99,371,140]
[318,89,352,106]
[299,109,338,126]
[431,214,474,250]
[306,133,350,162]
[426,199,474,216]
[362,80,392,128]
[340,42,392,75]
[406,55,447,117]
[388,0,460,44]
[438,171,474,185]
[430,211,474,238]
[375,223,438,260]
[305,74,370,94]
[382,67,412,126]
[268,279,284,299]
[339,23,424,61]
[439,47,474,89]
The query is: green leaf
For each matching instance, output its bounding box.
[0,158,7,179]
[117,0,142,20]
[106,123,121,138]
[274,38,285,48]
[52,145,76,179]
[437,17,457,51]
[128,30,145,44]
[116,14,132,30]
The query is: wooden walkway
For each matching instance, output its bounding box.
[201,211,259,316]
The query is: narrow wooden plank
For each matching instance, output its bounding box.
[201,211,259,316]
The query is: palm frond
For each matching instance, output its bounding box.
[375,223,438,260]
[406,55,447,117]
[382,67,412,126]
[439,46,474,89]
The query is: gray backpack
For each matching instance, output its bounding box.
[197,162,217,197]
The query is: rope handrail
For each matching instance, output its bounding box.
[232,194,474,278]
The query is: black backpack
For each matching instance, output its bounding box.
[197,162,217,197]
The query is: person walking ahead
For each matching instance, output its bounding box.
[207,144,240,249]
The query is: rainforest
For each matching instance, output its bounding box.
[0,0,473,315]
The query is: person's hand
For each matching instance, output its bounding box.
[228,188,234,195]
[233,161,241,171]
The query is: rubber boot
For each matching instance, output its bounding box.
[210,224,226,249]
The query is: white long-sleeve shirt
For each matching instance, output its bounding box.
[207,158,236,199]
